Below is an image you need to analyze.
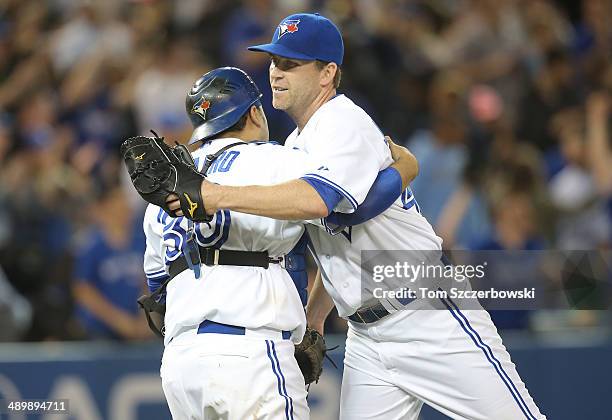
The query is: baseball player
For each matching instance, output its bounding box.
[139,67,316,420]
[133,66,417,420]
[172,13,546,420]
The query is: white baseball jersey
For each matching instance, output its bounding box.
[285,94,443,317]
[143,137,321,345]
[286,94,545,419]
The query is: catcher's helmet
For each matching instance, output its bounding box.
[186,67,262,145]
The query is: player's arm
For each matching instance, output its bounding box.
[200,178,331,220]
[165,144,341,220]
[168,137,414,221]
[186,115,390,219]
[140,206,171,337]
[174,161,403,222]
[326,137,418,226]
[306,269,335,335]
[143,206,169,297]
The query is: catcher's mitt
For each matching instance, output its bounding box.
[295,327,327,385]
[121,132,211,222]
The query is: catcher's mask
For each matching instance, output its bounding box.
[186,67,262,145]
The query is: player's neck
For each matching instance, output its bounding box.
[294,88,337,131]
[217,129,265,143]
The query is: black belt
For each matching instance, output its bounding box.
[349,254,453,324]
[348,302,391,324]
[168,247,282,280]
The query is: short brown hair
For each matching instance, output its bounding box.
[316,61,341,88]
[217,103,264,138]
[225,112,249,133]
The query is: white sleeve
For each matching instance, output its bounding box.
[249,145,326,228]
[271,146,322,182]
[270,146,337,230]
[301,111,392,212]
[143,205,168,292]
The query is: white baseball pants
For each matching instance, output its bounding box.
[340,304,545,419]
[161,329,309,420]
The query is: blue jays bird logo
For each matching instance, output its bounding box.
[192,98,211,120]
[278,20,300,38]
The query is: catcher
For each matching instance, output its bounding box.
[121,67,417,419]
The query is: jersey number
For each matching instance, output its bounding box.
[401,187,421,213]
[195,209,231,248]
[162,210,232,266]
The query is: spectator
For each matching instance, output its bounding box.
[0,0,609,341]
[72,184,150,341]
[517,48,581,154]
[548,106,611,249]
[409,71,492,247]
[131,38,201,140]
[221,0,294,141]
[471,182,545,330]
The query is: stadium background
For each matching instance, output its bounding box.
[0,0,610,419]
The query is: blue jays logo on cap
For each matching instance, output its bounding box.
[192,98,211,120]
[248,13,344,65]
[278,19,300,38]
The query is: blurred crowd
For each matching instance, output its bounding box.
[0,0,610,341]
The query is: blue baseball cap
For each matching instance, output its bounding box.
[248,13,344,65]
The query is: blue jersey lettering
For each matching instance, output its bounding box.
[207,151,241,174]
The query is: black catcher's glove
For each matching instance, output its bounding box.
[295,327,328,385]
[121,133,211,222]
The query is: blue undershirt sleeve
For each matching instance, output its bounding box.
[301,177,344,215]
[325,167,402,226]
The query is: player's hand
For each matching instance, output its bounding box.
[166,193,182,215]
[386,136,408,162]
[165,180,219,217]
[386,136,418,190]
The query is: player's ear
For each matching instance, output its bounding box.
[249,105,264,128]
[319,62,337,88]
